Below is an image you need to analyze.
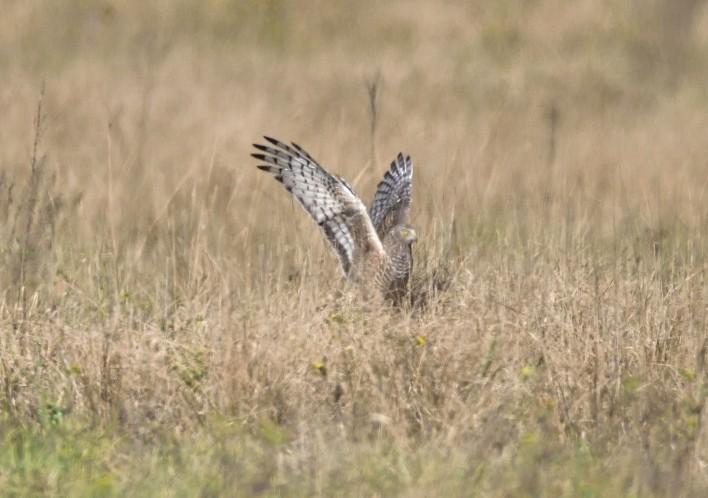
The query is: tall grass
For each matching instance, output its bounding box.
[0,0,706,495]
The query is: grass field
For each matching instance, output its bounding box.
[1,0,707,496]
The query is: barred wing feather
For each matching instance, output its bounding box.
[252,137,383,279]
[369,153,413,239]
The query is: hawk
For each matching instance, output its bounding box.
[252,137,417,304]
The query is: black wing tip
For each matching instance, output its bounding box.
[256,136,315,161]
[256,165,285,183]
[388,153,412,173]
[290,141,307,153]
[263,136,305,156]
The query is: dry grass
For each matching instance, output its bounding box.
[1,0,707,496]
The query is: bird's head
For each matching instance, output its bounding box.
[399,225,418,244]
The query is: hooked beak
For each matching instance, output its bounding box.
[409,228,418,243]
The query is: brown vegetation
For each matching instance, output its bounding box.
[0,1,706,495]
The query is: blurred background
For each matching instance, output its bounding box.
[1,0,707,298]
[3,1,707,242]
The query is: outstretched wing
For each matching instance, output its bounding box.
[369,153,413,239]
[252,136,383,280]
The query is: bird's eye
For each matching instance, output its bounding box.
[402,228,409,236]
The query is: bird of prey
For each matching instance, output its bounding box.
[252,137,416,304]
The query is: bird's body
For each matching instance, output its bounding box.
[252,137,416,304]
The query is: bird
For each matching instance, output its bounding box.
[252,136,417,304]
